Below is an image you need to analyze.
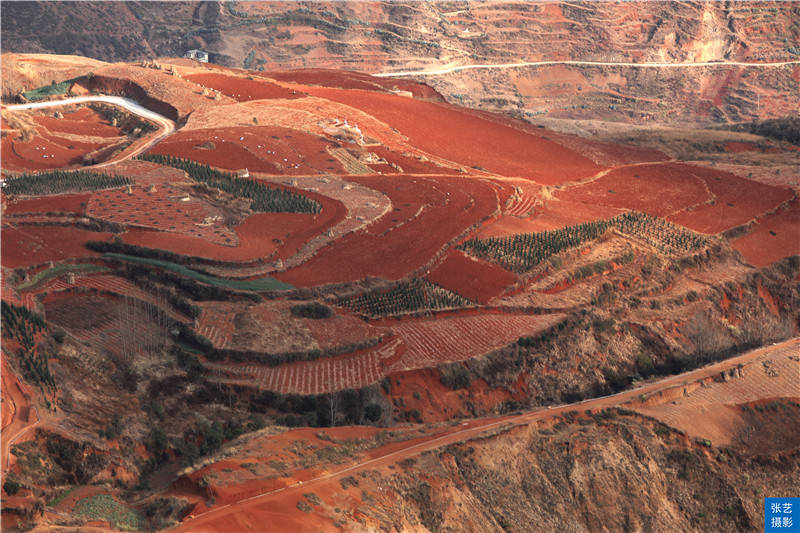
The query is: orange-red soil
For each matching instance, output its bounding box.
[33,107,122,138]
[731,200,800,266]
[184,72,305,102]
[426,249,517,304]
[122,187,345,262]
[1,226,109,267]
[3,193,92,215]
[263,69,442,100]
[667,166,794,234]
[88,184,238,246]
[297,86,602,183]
[147,126,344,175]
[275,175,498,286]
[556,163,711,217]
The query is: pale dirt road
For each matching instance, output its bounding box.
[3,96,175,169]
[374,59,800,77]
[174,337,799,532]
[1,353,40,472]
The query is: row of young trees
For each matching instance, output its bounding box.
[137,153,321,214]
[338,278,471,317]
[459,212,708,273]
[4,170,131,196]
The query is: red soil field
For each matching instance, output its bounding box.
[213,338,400,394]
[1,133,87,171]
[299,86,602,183]
[426,249,517,304]
[556,162,711,217]
[1,226,110,268]
[3,193,91,215]
[39,273,188,322]
[88,184,238,246]
[275,175,498,286]
[196,302,239,349]
[478,199,625,238]
[263,69,442,100]
[147,126,344,175]
[1,120,121,172]
[731,200,800,267]
[184,73,304,102]
[33,107,123,137]
[386,312,565,372]
[667,166,794,234]
[123,189,345,262]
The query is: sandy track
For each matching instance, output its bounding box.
[1,354,40,471]
[374,59,800,77]
[174,337,799,532]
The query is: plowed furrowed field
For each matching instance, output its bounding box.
[39,274,188,322]
[387,312,564,371]
[207,312,562,393]
[635,342,800,445]
[275,175,498,286]
[88,184,238,246]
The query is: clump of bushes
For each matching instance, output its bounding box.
[290,302,333,319]
[439,363,472,390]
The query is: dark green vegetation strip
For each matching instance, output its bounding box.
[137,153,321,214]
[17,264,109,292]
[337,278,471,317]
[21,77,82,102]
[721,116,800,145]
[459,212,708,273]
[103,253,293,291]
[4,170,132,196]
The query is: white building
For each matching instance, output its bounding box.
[184,50,209,63]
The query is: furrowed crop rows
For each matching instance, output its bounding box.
[459,212,708,273]
[208,341,398,394]
[43,274,188,322]
[337,278,472,317]
[137,153,321,214]
[4,170,132,196]
[388,313,562,371]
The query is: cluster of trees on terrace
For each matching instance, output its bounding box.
[459,212,707,273]
[137,153,321,214]
[1,301,55,390]
[4,170,131,196]
[337,278,471,317]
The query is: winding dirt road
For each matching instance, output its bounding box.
[374,59,800,77]
[174,337,799,532]
[4,96,175,168]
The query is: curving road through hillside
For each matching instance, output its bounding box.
[4,96,175,168]
[174,337,799,532]
[374,59,800,77]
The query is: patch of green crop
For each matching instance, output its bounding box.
[73,494,144,531]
